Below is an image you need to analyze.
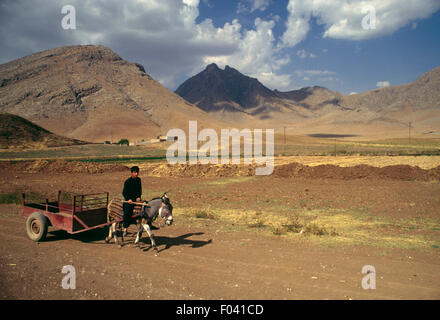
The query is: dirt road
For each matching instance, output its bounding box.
[1,209,439,300]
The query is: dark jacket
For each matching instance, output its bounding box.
[122,177,142,201]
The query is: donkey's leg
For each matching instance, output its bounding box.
[134,224,143,245]
[112,223,120,246]
[119,222,125,247]
[142,223,158,254]
[105,224,113,243]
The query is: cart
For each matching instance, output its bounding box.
[22,190,118,242]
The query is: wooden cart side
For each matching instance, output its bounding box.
[22,191,113,236]
[71,192,111,233]
[22,192,74,232]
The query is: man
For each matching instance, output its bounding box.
[122,166,142,236]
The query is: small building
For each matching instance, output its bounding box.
[157,135,178,141]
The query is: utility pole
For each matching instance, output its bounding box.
[408,121,412,145]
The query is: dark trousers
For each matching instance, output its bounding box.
[122,202,135,229]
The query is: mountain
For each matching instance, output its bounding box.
[175,63,277,113]
[0,45,223,142]
[342,67,440,112]
[176,64,356,127]
[176,64,440,138]
[275,86,346,111]
[0,113,87,149]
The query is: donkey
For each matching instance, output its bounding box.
[106,193,173,253]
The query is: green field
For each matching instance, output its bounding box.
[0,144,167,162]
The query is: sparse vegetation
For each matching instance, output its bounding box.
[192,209,217,220]
[175,202,439,250]
[0,190,44,204]
[117,138,129,146]
[0,143,167,161]
[0,192,21,204]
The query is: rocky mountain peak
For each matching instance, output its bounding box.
[175,64,277,112]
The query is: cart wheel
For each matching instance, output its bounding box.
[26,212,48,242]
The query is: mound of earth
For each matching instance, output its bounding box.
[273,162,440,181]
[0,160,128,174]
[147,161,440,180]
[1,159,439,180]
[150,163,256,177]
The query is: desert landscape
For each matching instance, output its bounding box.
[0,138,439,299]
[1,1,440,302]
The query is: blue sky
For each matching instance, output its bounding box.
[1,0,439,94]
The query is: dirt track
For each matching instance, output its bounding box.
[1,162,440,299]
[1,212,439,300]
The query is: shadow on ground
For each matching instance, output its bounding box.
[138,232,213,253]
[45,227,110,243]
[44,228,213,253]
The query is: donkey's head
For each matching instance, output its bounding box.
[158,193,173,226]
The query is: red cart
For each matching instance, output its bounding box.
[22,190,118,242]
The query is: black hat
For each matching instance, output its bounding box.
[130,166,139,173]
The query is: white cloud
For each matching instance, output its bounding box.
[182,0,199,7]
[280,0,440,47]
[279,0,311,48]
[296,49,317,59]
[259,72,292,91]
[295,70,336,77]
[376,81,391,88]
[250,0,270,12]
[203,17,293,90]
[237,0,271,14]
[292,70,340,87]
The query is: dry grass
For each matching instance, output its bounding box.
[175,206,440,250]
[275,155,440,169]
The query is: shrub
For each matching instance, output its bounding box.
[117,138,129,146]
[194,210,217,220]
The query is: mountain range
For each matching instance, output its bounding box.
[176,63,440,138]
[0,45,225,143]
[0,45,439,143]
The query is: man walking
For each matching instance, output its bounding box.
[122,166,142,236]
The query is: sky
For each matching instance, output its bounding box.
[0,0,439,95]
